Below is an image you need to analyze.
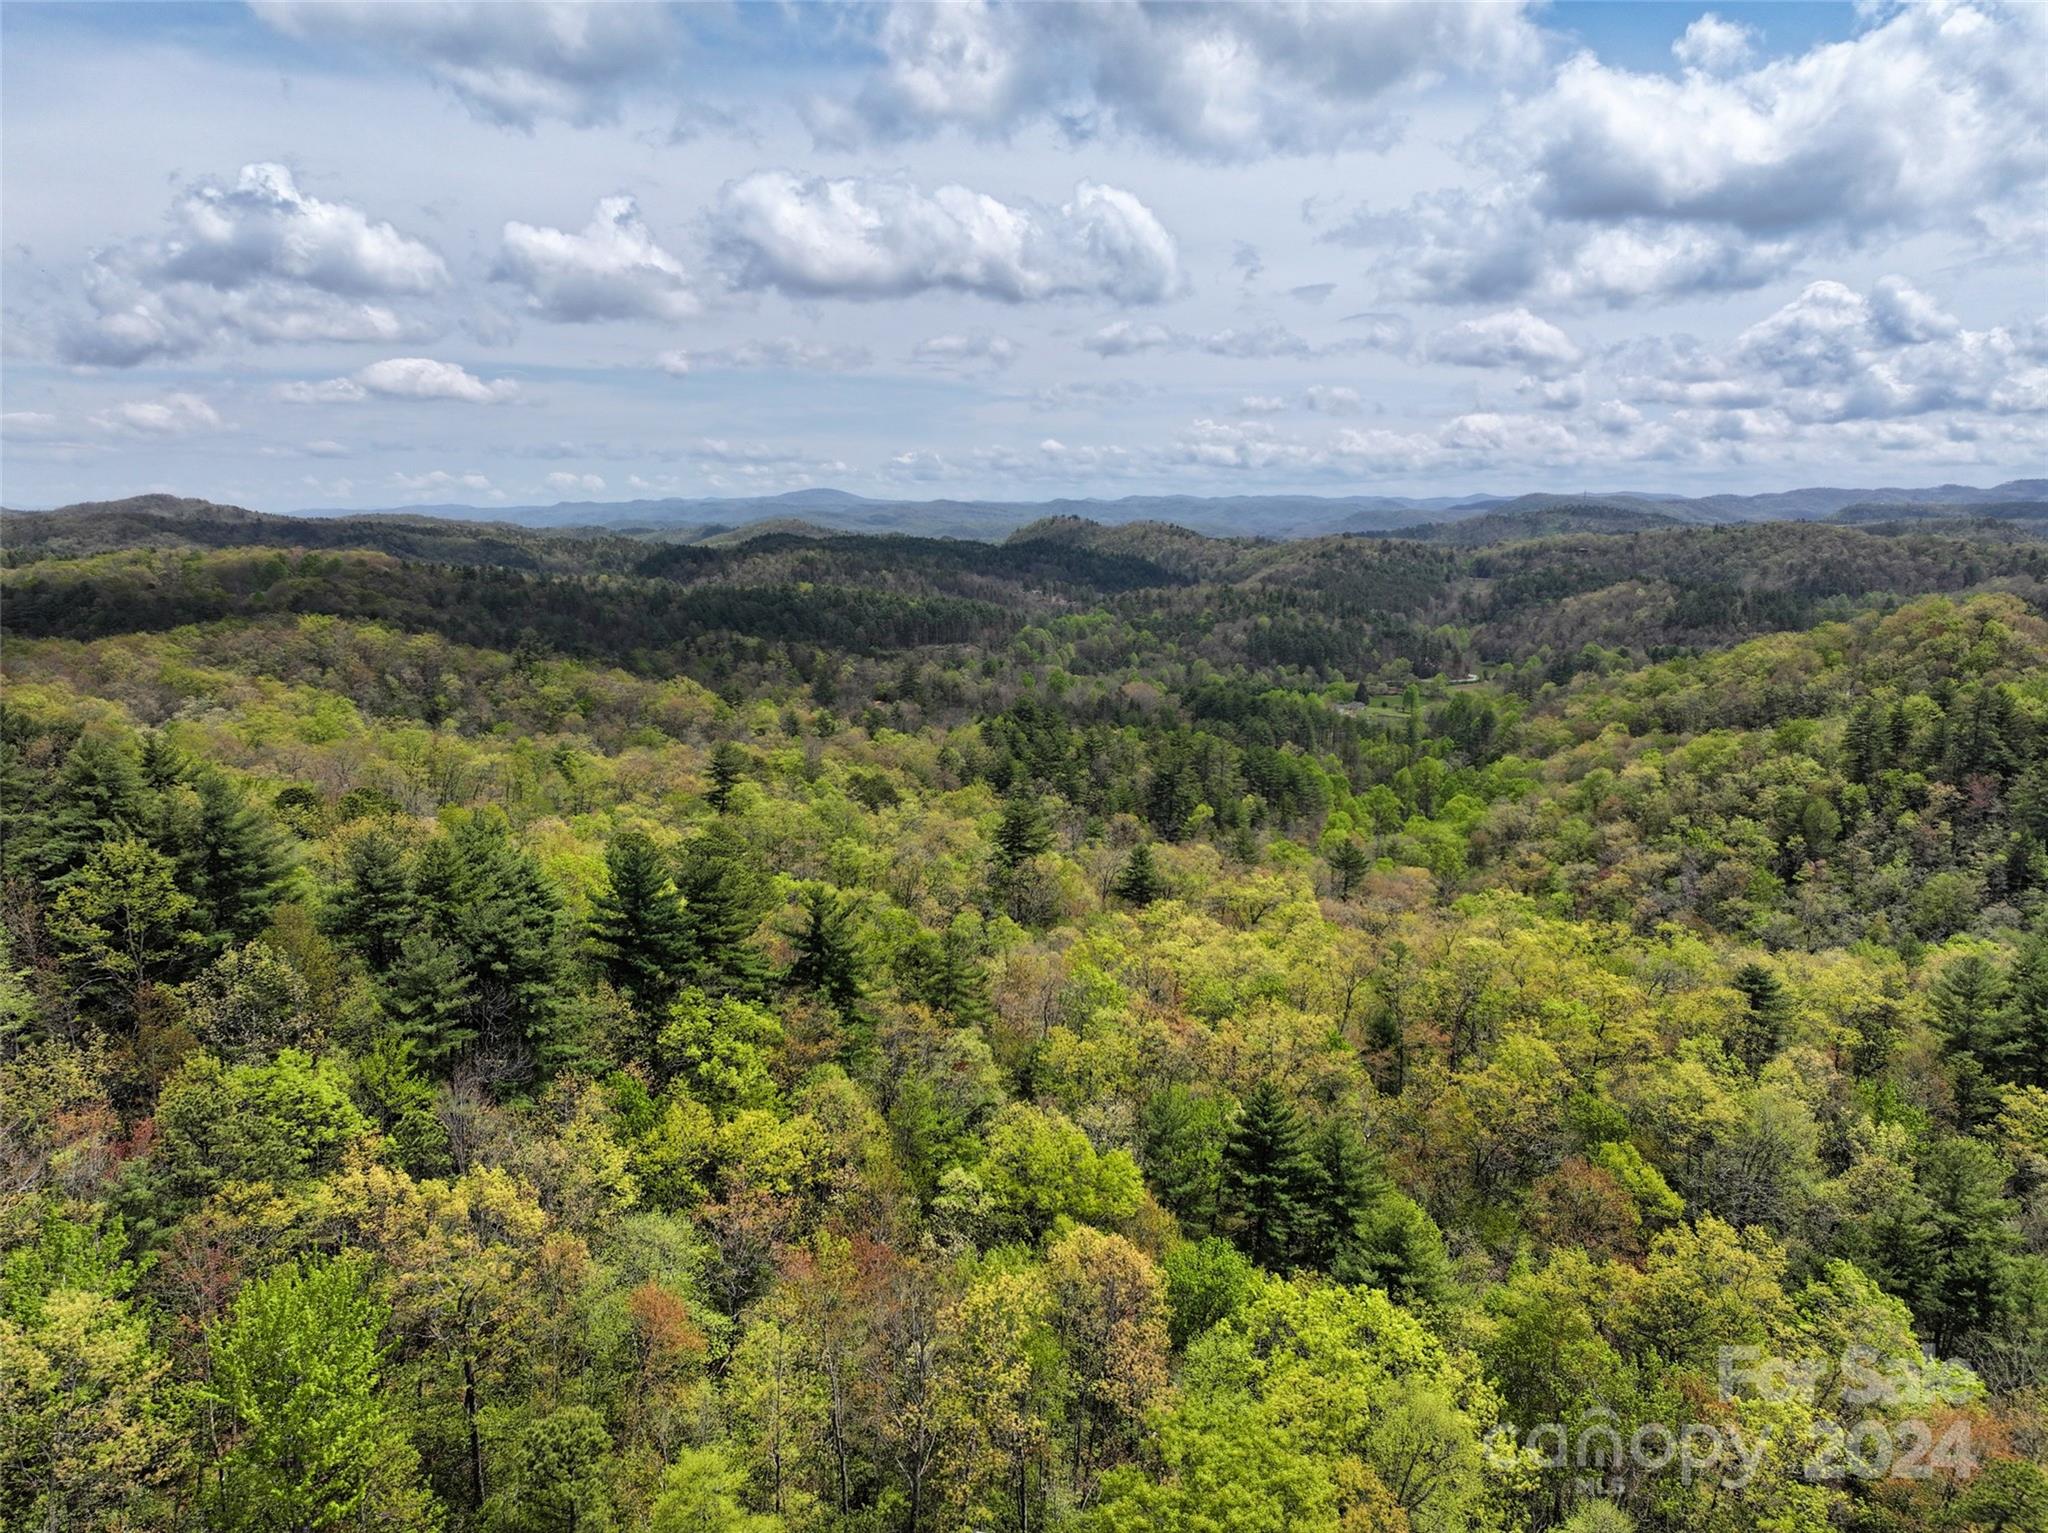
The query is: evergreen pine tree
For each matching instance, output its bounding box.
[1912,1135,2023,1354]
[2004,930,2048,1089]
[788,884,865,1011]
[1931,953,2019,1126]
[588,830,693,1016]
[406,813,568,1065]
[1327,837,1371,898]
[379,931,476,1067]
[37,734,151,884]
[137,730,189,792]
[992,793,1053,871]
[897,922,994,1025]
[1335,1191,1459,1311]
[1304,1119,1384,1271]
[325,830,414,972]
[674,826,773,995]
[1730,961,1792,1074]
[1109,842,1166,906]
[1220,1079,1327,1272]
[177,769,291,950]
[706,741,749,813]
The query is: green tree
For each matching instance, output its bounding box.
[1932,954,2018,1128]
[1326,838,1371,900]
[326,829,414,972]
[411,813,569,1065]
[894,921,994,1026]
[174,768,292,950]
[482,1404,616,1532]
[1912,1135,2023,1353]
[648,1444,783,1533]
[589,830,693,1018]
[992,794,1054,871]
[155,1049,372,1196]
[46,836,205,1018]
[1335,1192,1459,1312]
[380,931,478,1068]
[204,1253,438,1531]
[787,885,865,1012]
[1221,1081,1327,1273]
[0,1217,184,1530]
[1729,961,1792,1075]
[1109,842,1166,907]
[2005,927,2048,1088]
[659,988,785,1113]
[29,734,152,885]
[707,741,751,814]
[675,827,774,996]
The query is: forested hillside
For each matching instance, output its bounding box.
[2,508,2045,1533]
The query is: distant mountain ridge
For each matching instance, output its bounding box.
[297,479,2048,540]
[8,480,2044,547]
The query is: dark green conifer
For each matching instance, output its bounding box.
[1110,842,1166,906]
[588,830,692,1016]
[1221,1078,1327,1273]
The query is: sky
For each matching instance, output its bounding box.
[2,0,2044,511]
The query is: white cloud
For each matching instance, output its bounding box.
[1303,386,1365,415]
[495,196,698,322]
[251,2,683,130]
[912,332,1020,369]
[1615,278,2048,429]
[655,338,872,375]
[1085,318,1406,361]
[390,467,498,497]
[356,357,519,402]
[1,412,64,439]
[1083,320,1178,356]
[1333,2,2047,306]
[545,471,605,494]
[815,0,1543,161]
[1426,309,1583,377]
[280,357,518,404]
[710,173,1182,304]
[277,378,370,405]
[90,392,224,436]
[59,163,447,365]
[1672,14,1756,74]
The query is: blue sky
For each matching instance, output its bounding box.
[3,1,2043,511]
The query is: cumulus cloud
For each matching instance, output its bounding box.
[495,196,699,322]
[1425,309,1583,377]
[1083,320,1178,357]
[90,392,225,436]
[710,173,1182,304]
[546,471,605,494]
[655,338,872,375]
[1672,14,1756,73]
[813,0,1542,160]
[911,332,1020,369]
[1331,2,2047,306]
[59,163,447,365]
[1617,277,2048,427]
[279,356,519,404]
[1302,386,1366,415]
[251,1,683,129]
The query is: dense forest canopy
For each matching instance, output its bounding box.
[2,500,2045,1532]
